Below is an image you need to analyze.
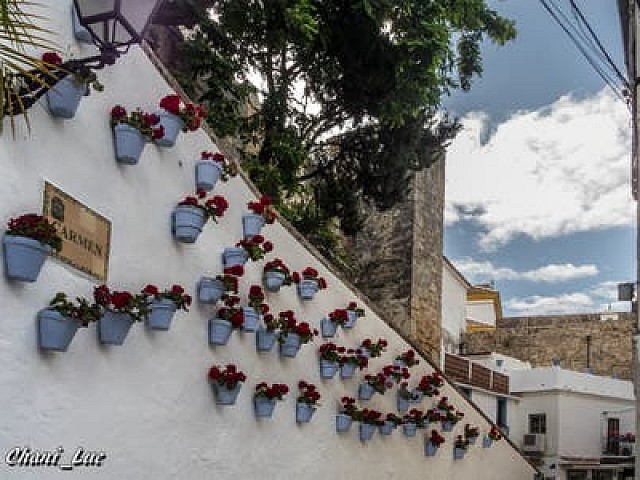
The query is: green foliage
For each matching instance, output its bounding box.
[170,0,515,242]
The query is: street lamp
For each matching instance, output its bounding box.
[4,0,164,115]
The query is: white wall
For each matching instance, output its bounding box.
[0,2,538,479]
[441,261,468,355]
[466,300,497,326]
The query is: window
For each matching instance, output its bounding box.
[567,471,587,480]
[460,387,472,400]
[529,413,546,434]
[496,397,508,428]
[592,471,613,480]
[605,418,620,455]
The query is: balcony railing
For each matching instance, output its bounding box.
[444,353,510,395]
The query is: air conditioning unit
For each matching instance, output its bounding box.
[522,433,545,453]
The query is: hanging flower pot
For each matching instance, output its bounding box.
[242,213,266,240]
[279,332,301,358]
[172,205,207,243]
[146,298,177,331]
[403,422,418,437]
[336,414,353,432]
[253,383,288,418]
[297,279,319,300]
[46,76,86,119]
[263,270,286,292]
[256,327,277,352]
[242,306,259,332]
[154,109,185,148]
[410,389,424,404]
[359,423,376,442]
[319,359,339,379]
[37,309,80,351]
[98,311,134,345]
[209,318,233,345]
[482,436,493,448]
[344,309,358,329]
[223,247,249,269]
[3,235,52,282]
[379,421,395,436]
[320,318,338,338]
[397,392,410,413]
[425,441,439,457]
[254,397,276,418]
[358,383,375,401]
[442,420,454,432]
[340,362,357,380]
[296,402,316,423]
[212,383,242,406]
[453,447,466,460]
[195,160,223,192]
[197,277,225,304]
[112,123,146,165]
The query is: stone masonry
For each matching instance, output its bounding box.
[462,313,635,380]
[350,156,445,365]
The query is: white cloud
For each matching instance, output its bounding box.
[452,258,598,283]
[445,88,634,250]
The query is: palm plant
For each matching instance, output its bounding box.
[1,0,57,133]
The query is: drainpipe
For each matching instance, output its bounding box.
[586,335,591,372]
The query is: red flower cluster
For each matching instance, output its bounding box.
[255,382,289,400]
[340,397,359,417]
[318,342,345,362]
[200,151,238,181]
[208,364,247,388]
[339,348,369,369]
[386,413,404,426]
[178,189,229,222]
[328,308,349,326]
[217,295,244,328]
[291,267,327,289]
[437,397,464,424]
[236,234,273,261]
[429,430,446,447]
[360,338,388,358]
[247,285,269,314]
[455,435,469,450]
[41,51,62,65]
[488,425,502,441]
[274,310,318,343]
[247,195,277,224]
[346,301,365,318]
[383,364,411,384]
[110,105,164,141]
[93,285,149,321]
[464,424,479,439]
[297,380,321,406]
[262,313,279,331]
[364,372,393,394]
[159,94,206,131]
[216,267,242,294]
[7,213,62,251]
[263,258,293,284]
[396,349,419,367]
[142,284,192,311]
[426,408,445,423]
[359,409,383,426]
[416,374,441,397]
[403,409,426,428]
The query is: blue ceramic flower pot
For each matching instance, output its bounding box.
[209,318,233,345]
[46,76,86,119]
[154,109,184,147]
[403,423,417,437]
[359,423,376,442]
[343,310,357,329]
[467,435,478,445]
[242,306,259,332]
[195,161,222,192]
[482,436,493,448]
[113,123,145,165]
[3,235,50,282]
[425,441,438,457]
[99,311,134,345]
[410,389,424,403]
[296,402,315,423]
[254,397,276,418]
[394,359,406,368]
[263,270,286,292]
[279,332,301,358]
[397,393,410,413]
[222,247,248,268]
[37,309,79,351]
[197,277,225,304]
[454,447,466,460]
[336,414,352,432]
[319,359,339,379]
[172,205,206,243]
[358,383,375,400]
[379,421,394,436]
[340,362,357,379]
[442,420,454,432]
[256,327,277,352]
[320,317,338,338]
[213,383,241,405]
[297,279,319,300]
[242,213,265,240]
[146,299,176,330]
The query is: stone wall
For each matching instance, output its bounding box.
[463,313,635,379]
[351,158,445,365]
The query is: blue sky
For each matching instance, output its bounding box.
[442,0,635,316]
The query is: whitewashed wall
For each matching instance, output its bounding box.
[466,300,497,326]
[441,260,468,356]
[0,2,538,479]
